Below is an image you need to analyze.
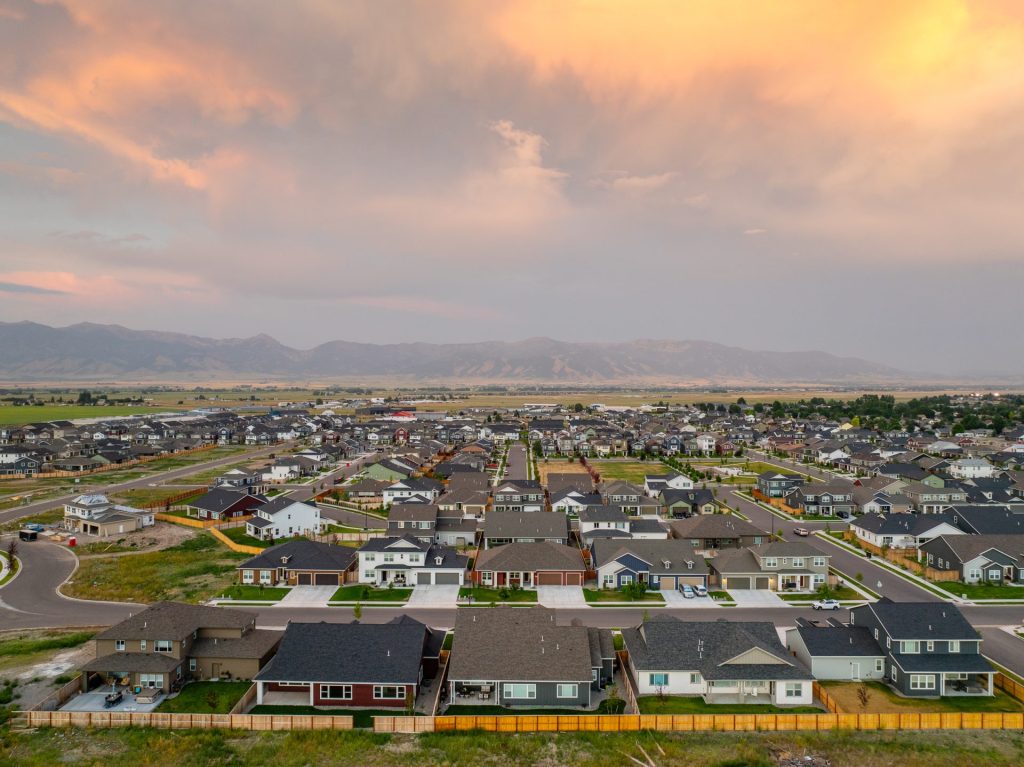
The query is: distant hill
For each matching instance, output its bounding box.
[0,321,910,384]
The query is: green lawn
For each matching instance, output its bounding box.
[0,629,95,675]
[0,404,187,426]
[583,588,665,603]
[109,487,204,508]
[331,584,412,602]
[218,525,272,549]
[708,591,733,601]
[778,586,863,601]
[637,696,822,715]
[0,551,18,586]
[459,586,538,603]
[588,461,656,484]
[217,584,291,601]
[820,681,1024,713]
[934,581,1024,600]
[154,681,251,714]
[63,532,248,603]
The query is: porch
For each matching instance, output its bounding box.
[943,672,994,696]
[704,680,775,706]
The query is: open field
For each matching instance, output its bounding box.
[0,630,95,676]
[0,404,187,425]
[6,728,1024,767]
[535,460,589,486]
[62,532,247,604]
[820,682,1024,713]
[589,460,659,483]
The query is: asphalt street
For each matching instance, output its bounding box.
[503,445,529,481]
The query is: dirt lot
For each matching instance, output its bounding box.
[72,522,197,557]
[536,460,589,486]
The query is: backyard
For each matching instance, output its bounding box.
[820,681,1024,713]
[636,696,823,715]
[154,681,251,714]
[63,532,248,603]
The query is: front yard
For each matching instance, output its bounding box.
[154,681,251,714]
[216,584,291,601]
[64,532,247,603]
[636,696,822,715]
[459,586,538,603]
[778,585,864,601]
[583,588,665,603]
[820,681,1024,713]
[934,581,1024,600]
[330,585,412,602]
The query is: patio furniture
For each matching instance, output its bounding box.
[103,691,123,708]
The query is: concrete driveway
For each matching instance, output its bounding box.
[662,590,719,608]
[407,584,460,608]
[729,589,787,607]
[276,585,337,608]
[536,585,587,607]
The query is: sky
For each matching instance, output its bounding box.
[1,0,1023,376]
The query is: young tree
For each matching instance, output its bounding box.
[857,685,871,711]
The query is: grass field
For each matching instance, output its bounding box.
[154,682,251,714]
[5,724,1024,767]
[637,696,822,714]
[108,486,205,508]
[63,532,247,603]
[0,630,95,675]
[0,404,186,426]
[820,682,1024,713]
[934,582,1024,600]
[589,461,658,484]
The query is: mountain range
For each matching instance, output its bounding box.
[0,321,911,384]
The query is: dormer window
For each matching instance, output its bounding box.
[435,556,443,565]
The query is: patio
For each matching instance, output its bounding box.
[61,689,165,713]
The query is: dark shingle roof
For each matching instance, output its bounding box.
[483,512,569,539]
[475,542,584,572]
[96,602,255,642]
[239,539,356,572]
[255,619,428,684]
[856,598,980,641]
[792,619,883,657]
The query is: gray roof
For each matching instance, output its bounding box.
[851,512,958,536]
[191,629,282,660]
[921,533,1024,565]
[188,488,265,514]
[749,541,825,558]
[240,539,355,573]
[84,652,182,674]
[255,618,429,684]
[670,514,768,539]
[590,539,707,575]
[475,542,585,572]
[579,505,628,523]
[96,602,256,642]
[483,511,569,539]
[622,617,809,681]
[792,618,883,658]
[854,599,980,641]
[449,608,601,683]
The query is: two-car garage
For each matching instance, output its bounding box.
[295,573,344,586]
[415,571,464,585]
[724,576,772,590]
[536,572,584,586]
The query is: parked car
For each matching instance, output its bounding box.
[694,584,708,598]
[793,527,811,537]
[836,510,851,519]
[812,599,841,611]
[18,528,38,541]
[679,584,695,598]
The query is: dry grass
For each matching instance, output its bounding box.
[822,682,1024,714]
[536,460,589,486]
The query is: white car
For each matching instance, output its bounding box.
[812,599,841,611]
[679,584,696,599]
[694,585,708,598]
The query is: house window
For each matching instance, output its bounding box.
[321,685,353,700]
[556,684,578,699]
[649,673,669,688]
[792,558,804,568]
[115,640,125,651]
[753,537,763,545]
[873,629,878,640]
[901,641,919,654]
[926,641,934,652]
[949,641,960,653]
[968,568,983,581]
[139,674,163,688]
[365,554,376,562]
[813,558,826,567]
[875,659,884,673]
[910,675,935,690]
[890,667,898,682]
[242,570,254,584]
[763,558,777,568]
[689,673,701,685]
[481,571,493,586]
[373,685,404,700]
[189,658,197,672]
[502,683,536,700]
[260,570,272,584]
[886,637,891,649]
[621,575,634,585]
[784,683,803,698]
[363,571,376,580]
[155,640,172,653]
[602,574,615,587]
[140,640,147,651]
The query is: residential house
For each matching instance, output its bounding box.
[481,512,570,549]
[253,617,443,708]
[245,498,322,541]
[849,512,964,550]
[756,472,805,498]
[709,542,832,592]
[356,536,467,586]
[473,542,586,588]
[62,494,155,537]
[492,481,546,512]
[785,617,886,682]
[447,608,614,709]
[578,506,668,546]
[847,599,994,697]
[643,473,695,497]
[920,535,1024,584]
[187,488,266,521]
[591,540,708,591]
[621,616,814,705]
[783,481,856,517]
[668,515,771,556]
[661,488,718,518]
[382,477,443,506]
[238,539,355,587]
[82,602,280,695]
[902,483,968,513]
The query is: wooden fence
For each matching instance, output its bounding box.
[16,711,354,731]
[374,711,1024,734]
[32,674,86,712]
[841,533,960,581]
[209,527,263,555]
[229,684,258,715]
[154,513,252,530]
[813,681,842,713]
[995,672,1024,701]
[140,488,206,510]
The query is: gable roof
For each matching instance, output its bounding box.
[239,539,355,572]
[96,602,255,641]
[590,539,707,574]
[474,541,584,572]
[854,598,980,641]
[669,514,768,539]
[483,512,569,539]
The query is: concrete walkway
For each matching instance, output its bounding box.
[662,590,720,608]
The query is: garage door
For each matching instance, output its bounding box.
[434,572,461,585]
[297,573,312,585]
[565,573,583,586]
[536,573,563,585]
[416,572,433,585]
[314,573,337,586]
[659,578,676,590]
[725,577,750,589]
[755,577,771,590]
[676,576,705,587]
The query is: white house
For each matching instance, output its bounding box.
[382,478,442,506]
[356,536,467,586]
[849,512,964,550]
[245,498,322,541]
[948,458,995,479]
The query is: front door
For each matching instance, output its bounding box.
[851,663,860,681]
